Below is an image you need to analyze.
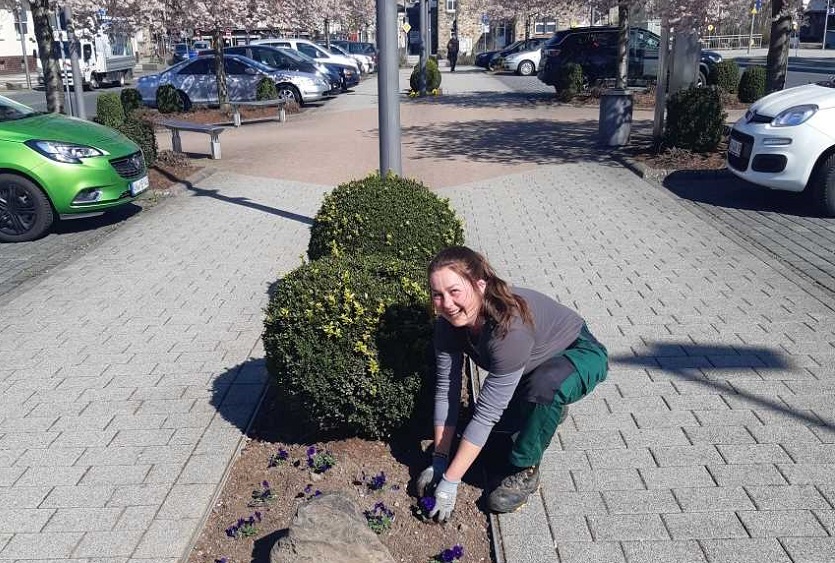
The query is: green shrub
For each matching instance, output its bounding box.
[117,117,158,167]
[256,77,278,100]
[156,84,184,113]
[555,63,584,102]
[738,65,766,103]
[307,173,465,262]
[120,88,143,114]
[96,93,125,128]
[664,86,726,153]
[714,60,740,94]
[263,253,434,439]
[409,58,442,92]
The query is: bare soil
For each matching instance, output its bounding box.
[186,384,493,563]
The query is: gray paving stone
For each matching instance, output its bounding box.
[112,506,158,531]
[662,511,748,540]
[692,409,760,426]
[621,540,707,563]
[781,537,835,563]
[663,394,728,411]
[746,485,832,510]
[716,444,794,464]
[80,465,151,486]
[556,541,625,563]
[43,508,123,532]
[0,532,83,559]
[109,429,175,447]
[572,413,637,431]
[738,509,828,537]
[41,485,115,508]
[559,430,626,450]
[15,466,86,487]
[74,448,143,467]
[682,426,756,445]
[707,464,787,486]
[71,530,144,558]
[0,508,55,533]
[639,466,716,489]
[633,410,698,428]
[778,463,835,485]
[699,538,791,563]
[499,530,557,561]
[572,469,645,492]
[672,486,755,512]
[747,424,823,444]
[651,444,724,467]
[106,484,171,508]
[589,514,669,541]
[813,509,835,535]
[602,489,680,514]
[621,428,690,448]
[541,450,591,470]
[586,448,656,469]
[542,490,606,515]
[156,484,216,520]
[175,455,227,484]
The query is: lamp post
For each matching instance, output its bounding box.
[15,1,32,89]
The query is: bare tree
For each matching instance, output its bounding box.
[766,0,801,93]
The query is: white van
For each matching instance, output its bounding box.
[250,38,359,72]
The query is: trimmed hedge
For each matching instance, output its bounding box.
[96,93,125,128]
[664,86,726,153]
[409,57,442,92]
[307,173,465,262]
[156,84,184,113]
[117,117,158,167]
[715,60,740,94]
[738,66,766,103]
[555,63,584,102]
[256,77,278,100]
[263,253,434,439]
[120,88,143,114]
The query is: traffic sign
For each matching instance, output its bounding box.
[402,22,411,33]
[751,7,758,14]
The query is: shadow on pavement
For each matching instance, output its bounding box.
[404,118,637,166]
[406,90,565,110]
[663,169,825,218]
[612,342,834,431]
[51,203,143,234]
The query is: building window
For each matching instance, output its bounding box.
[534,19,557,35]
[446,0,456,13]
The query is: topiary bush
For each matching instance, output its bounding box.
[256,77,278,100]
[96,93,125,128]
[307,173,465,262]
[120,88,143,115]
[117,117,158,167]
[263,253,434,439]
[555,63,584,102]
[714,60,740,94]
[156,84,184,113]
[409,57,442,92]
[664,86,726,153]
[738,65,766,103]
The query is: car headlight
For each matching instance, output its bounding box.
[771,104,818,127]
[25,140,105,164]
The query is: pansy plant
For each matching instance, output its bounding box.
[364,501,395,534]
[306,446,336,473]
[224,511,262,539]
[248,480,277,507]
[430,544,464,562]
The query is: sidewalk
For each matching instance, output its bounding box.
[0,68,833,563]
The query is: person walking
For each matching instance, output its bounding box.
[446,35,460,72]
[416,246,608,520]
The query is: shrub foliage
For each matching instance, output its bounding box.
[256,78,278,100]
[307,173,464,262]
[120,88,144,114]
[156,84,184,113]
[409,58,442,92]
[664,86,726,153]
[738,66,766,103]
[715,60,740,94]
[555,63,584,102]
[263,254,434,439]
[117,117,158,167]
[96,93,125,128]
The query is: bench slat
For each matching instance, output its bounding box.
[160,120,226,134]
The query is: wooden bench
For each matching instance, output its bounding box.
[229,99,288,127]
[160,119,226,160]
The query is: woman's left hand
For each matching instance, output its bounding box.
[430,475,460,522]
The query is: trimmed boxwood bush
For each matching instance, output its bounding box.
[738,65,766,103]
[117,117,158,167]
[307,173,465,262]
[156,84,184,113]
[715,60,740,94]
[664,86,726,153]
[96,93,125,128]
[120,88,143,114]
[256,77,278,100]
[409,57,442,92]
[555,63,584,102]
[263,253,434,439]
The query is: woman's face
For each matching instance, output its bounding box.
[429,266,486,328]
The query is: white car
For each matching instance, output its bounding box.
[499,38,547,76]
[727,80,835,216]
[326,43,374,74]
[251,38,360,73]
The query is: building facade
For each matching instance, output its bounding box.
[0,7,36,75]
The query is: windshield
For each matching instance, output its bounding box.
[544,30,569,47]
[0,95,38,122]
[278,47,310,63]
[500,40,524,54]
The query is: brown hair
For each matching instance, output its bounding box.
[428,246,533,337]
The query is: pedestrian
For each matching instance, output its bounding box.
[416,246,608,520]
[446,35,460,72]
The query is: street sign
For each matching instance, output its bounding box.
[402,22,411,33]
[754,0,762,10]
[481,13,489,25]
[751,7,758,14]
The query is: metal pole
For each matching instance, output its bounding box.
[17,4,32,89]
[55,9,73,116]
[747,9,755,54]
[377,0,402,175]
[418,0,426,95]
[824,0,831,50]
[653,21,670,145]
[64,5,85,120]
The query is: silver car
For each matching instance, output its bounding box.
[136,54,331,108]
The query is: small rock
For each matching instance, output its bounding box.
[310,471,324,482]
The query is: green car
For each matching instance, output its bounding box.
[0,94,148,243]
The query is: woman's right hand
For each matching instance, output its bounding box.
[416,453,448,496]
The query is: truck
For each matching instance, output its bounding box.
[39,30,137,90]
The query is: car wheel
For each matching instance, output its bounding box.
[177,90,192,111]
[518,60,535,76]
[0,174,55,243]
[697,70,707,88]
[276,83,301,105]
[88,74,99,90]
[118,72,127,87]
[812,152,835,217]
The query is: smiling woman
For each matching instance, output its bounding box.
[0,94,148,243]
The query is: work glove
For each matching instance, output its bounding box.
[430,474,460,522]
[416,453,448,497]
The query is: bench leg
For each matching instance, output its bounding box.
[210,134,222,160]
[171,129,182,153]
[233,109,241,127]
[278,107,287,123]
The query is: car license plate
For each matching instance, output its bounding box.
[729,138,742,157]
[130,175,149,196]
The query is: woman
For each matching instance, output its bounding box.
[417,246,608,519]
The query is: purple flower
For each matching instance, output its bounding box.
[439,544,464,562]
[215,558,228,563]
[419,496,436,513]
[368,471,386,491]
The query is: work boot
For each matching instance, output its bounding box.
[559,404,570,424]
[487,465,540,513]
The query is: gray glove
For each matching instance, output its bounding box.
[416,453,448,497]
[429,475,459,522]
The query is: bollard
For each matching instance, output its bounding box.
[598,89,633,147]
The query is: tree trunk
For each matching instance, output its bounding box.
[616,2,628,89]
[213,28,229,109]
[29,0,63,113]
[766,0,791,93]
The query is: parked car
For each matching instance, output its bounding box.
[276,47,360,91]
[172,42,198,63]
[192,40,211,52]
[474,47,502,69]
[224,45,342,94]
[332,41,377,70]
[727,79,835,216]
[0,95,148,243]
[323,43,374,74]
[251,38,360,72]
[136,54,331,108]
[497,37,548,75]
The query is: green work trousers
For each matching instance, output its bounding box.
[505,325,609,468]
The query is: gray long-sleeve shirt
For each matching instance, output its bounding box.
[433,287,583,447]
